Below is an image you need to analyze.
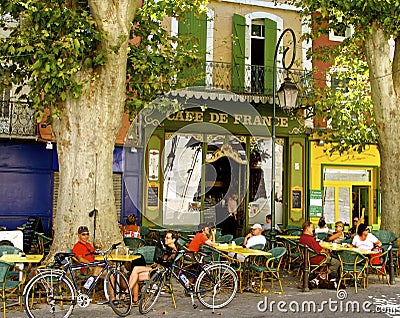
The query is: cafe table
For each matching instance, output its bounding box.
[319,242,376,255]
[0,254,44,309]
[214,243,271,292]
[0,253,44,279]
[95,252,142,270]
[276,235,301,240]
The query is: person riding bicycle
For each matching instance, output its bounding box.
[128,230,180,306]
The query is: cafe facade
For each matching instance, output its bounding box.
[130,88,310,235]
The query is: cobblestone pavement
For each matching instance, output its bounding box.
[9,274,400,318]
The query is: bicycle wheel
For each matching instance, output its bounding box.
[105,268,132,317]
[23,271,76,318]
[195,263,237,309]
[139,270,165,314]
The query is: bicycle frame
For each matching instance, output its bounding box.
[61,258,110,294]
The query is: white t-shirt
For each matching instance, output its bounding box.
[315,227,330,234]
[352,233,379,251]
[262,223,281,232]
[246,235,267,249]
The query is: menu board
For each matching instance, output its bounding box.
[23,217,43,253]
[147,186,159,207]
[292,189,302,209]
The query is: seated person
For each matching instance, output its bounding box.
[314,217,332,235]
[72,226,118,304]
[299,221,339,278]
[347,217,359,239]
[352,223,382,250]
[188,223,216,252]
[262,214,282,234]
[120,214,141,238]
[229,223,266,262]
[72,226,101,275]
[328,221,345,244]
[128,230,179,306]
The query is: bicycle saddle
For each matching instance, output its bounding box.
[54,252,75,265]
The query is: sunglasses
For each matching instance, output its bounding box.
[80,233,89,236]
[165,236,173,239]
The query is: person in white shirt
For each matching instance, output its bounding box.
[262,214,282,234]
[229,224,266,262]
[314,217,332,234]
[352,223,382,250]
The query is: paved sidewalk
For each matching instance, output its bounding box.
[10,275,400,317]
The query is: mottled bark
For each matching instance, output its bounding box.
[48,0,139,258]
[364,22,400,236]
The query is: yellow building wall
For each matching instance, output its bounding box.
[310,140,381,226]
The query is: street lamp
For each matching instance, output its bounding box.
[270,28,299,246]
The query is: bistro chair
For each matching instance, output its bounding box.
[132,246,156,265]
[140,226,151,239]
[317,232,331,241]
[280,237,301,273]
[368,244,392,285]
[216,234,233,244]
[336,249,368,293]
[233,236,245,246]
[0,260,25,317]
[298,244,329,280]
[249,247,286,293]
[284,226,301,235]
[123,237,146,250]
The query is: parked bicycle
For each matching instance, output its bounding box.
[23,242,132,317]
[139,246,238,314]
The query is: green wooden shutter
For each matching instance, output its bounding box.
[178,12,207,86]
[232,14,246,93]
[264,19,277,95]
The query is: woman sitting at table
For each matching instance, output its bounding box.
[314,217,332,235]
[328,221,345,244]
[128,230,179,306]
[352,223,382,250]
[120,214,141,238]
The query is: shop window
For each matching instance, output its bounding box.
[248,137,284,225]
[162,134,203,226]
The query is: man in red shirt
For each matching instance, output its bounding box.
[188,223,216,252]
[299,221,339,277]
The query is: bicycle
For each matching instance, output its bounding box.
[139,246,238,314]
[23,242,132,317]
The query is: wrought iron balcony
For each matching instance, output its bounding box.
[203,61,311,100]
[0,101,37,137]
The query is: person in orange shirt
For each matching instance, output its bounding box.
[188,223,216,252]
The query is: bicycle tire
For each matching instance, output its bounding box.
[23,271,76,318]
[139,270,165,314]
[195,263,237,309]
[105,268,132,317]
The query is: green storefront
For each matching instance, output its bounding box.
[140,88,308,236]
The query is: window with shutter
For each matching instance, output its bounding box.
[232,14,278,95]
[178,11,207,86]
[232,14,246,93]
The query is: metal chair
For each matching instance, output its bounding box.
[249,247,286,293]
[336,249,368,293]
[216,234,233,243]
[233,236,244,246]
[368,244,392,285]
[123,237,146,250]
[132,246,156,265]
[317,232,331,241]
[298,244,330,280]
[280,237,301,273]
[0,260,25,317]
